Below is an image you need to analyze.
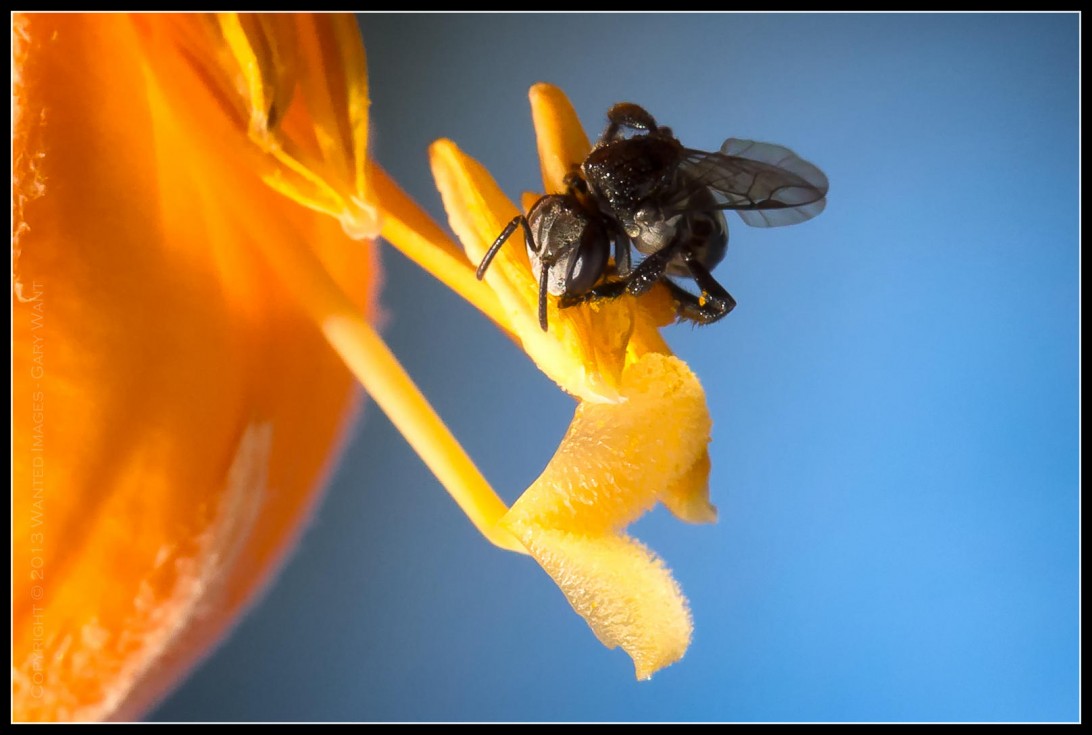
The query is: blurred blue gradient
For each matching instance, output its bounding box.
[152,13,1078,722]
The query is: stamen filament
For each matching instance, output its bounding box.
[322,311,524,553]
[371,165,515,337]
[159,89,525,550]
[216,14,274,138]
[265,143,354,218]
[233,188,525,553]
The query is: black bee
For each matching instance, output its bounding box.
[475,191,623,332]
[477,102,828,329]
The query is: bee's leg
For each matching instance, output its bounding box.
[602,103,659,142]
[663,283,730,325]
[674,255,736,324]
[476,214,531,279]
[622,241,679,296]
[558,279,628,309]
[612,229,632,277]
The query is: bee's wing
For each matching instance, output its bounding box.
[676,139,829,227]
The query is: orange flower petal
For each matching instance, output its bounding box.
[11,13,378,721]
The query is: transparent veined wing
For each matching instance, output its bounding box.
[675,139,828,227]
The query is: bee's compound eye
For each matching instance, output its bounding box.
[566,226,610,295]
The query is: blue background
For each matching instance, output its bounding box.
[152,13,1079,722]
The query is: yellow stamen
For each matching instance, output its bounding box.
[149,77,524,553]
[371,165,514,336]
[210,13,380,239]
[232,189,524,554]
